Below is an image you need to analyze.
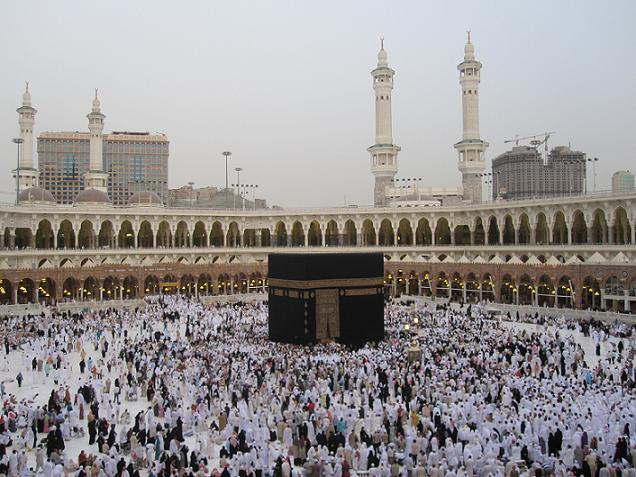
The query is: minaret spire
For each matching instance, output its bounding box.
[84,90,108,193]
[368,40,400,206]
[16,82,38,191]
[454,32,488,203]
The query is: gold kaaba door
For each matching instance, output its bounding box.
[315,289,340,340]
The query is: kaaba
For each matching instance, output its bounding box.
[268,252,384,346]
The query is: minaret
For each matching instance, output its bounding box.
[84,89,108,192]
[454,32,488,202]
[16,82,39,190]
[368,39,400,207]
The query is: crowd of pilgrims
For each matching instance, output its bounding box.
[0,295,636,477]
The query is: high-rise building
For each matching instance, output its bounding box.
[38,130,169,205]
[492,145,586,199]
[612,170,635,192]
[454,32,488,203]
[368,40,400,207]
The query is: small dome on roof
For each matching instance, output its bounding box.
[74,188,111,205]
[18,186,56,204]
[128,191,163,207]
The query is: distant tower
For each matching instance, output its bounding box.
[454,32,488,202]
[368,39,400,206]
[84,90,108,192]
[16,82,39,190]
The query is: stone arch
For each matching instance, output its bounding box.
[415,218,432,245]
[235,273,248,294]
[571,210,587,244]
[361,219,376,246]
[144,275,160,295]
[57,220,75,249]
[500,274,515,304]
[16,278,36,304]
[582,276,601,310]
[557,276,575,308]
[0,279,12,304]
[118,220,135,248]
[36,277,56,305]
[613,206,631,244]
[274,221,287,247]
[102,276,120,300]
[243,229,257,247]
[450,272,463,301]
[604,276,626,312]
[502,215,515,245]
[175,220,190,247]
[552,211,568,245]
[397,218,413,246]
[482,273,495,302]
[98,220,115,248]
[62,277,80,301]
[343,220,357,246]
[453,225,471,246]
[537,275,555,307]
[472,217,485,245]
[419,271,432,297]
[217,273,231,295]
[226,222,241,247]
[260,228,271,247]
[35,219,54,249]
[435,218,451,245]
[435,272,449,298]
[180,274,196,295]
[77,220,96,249]
[486,216,499,245]
[378,219,395,246]
[307,221,322,246]
[83,276,100,300]
[325,220,339,246]
[137,220,154,248]
[198,273,213,296]
[123,276,139,299]
[290,221,305,247]
[518,214,531,245]
[210,221,224,247]
[535,213,549,245]
[192,221,208,247]
[518,274,534,305]
[590,209,608,244]
[465,272,479,302]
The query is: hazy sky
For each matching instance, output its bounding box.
[1,1,634,207]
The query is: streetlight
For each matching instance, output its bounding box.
[234,167,242,210]
[12,138,24,205]
[222,151,232,191]
[244,184,259,210]
[587,157,599,192]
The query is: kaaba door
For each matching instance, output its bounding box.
[315,289,340,340]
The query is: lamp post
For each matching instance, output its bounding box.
[12,138,24,205]
[222,151,232,192]
[233,167,242,210]
[587,157,599,192]
[243,184,259,210]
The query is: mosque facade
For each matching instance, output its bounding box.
[2,38,636,312]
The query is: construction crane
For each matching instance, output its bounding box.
[504,131,556,164]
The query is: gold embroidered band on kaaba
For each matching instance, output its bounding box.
[268,277,384,290]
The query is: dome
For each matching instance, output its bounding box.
[18,186,56,204]
[74,188,111,205]
[128,191,163,207]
